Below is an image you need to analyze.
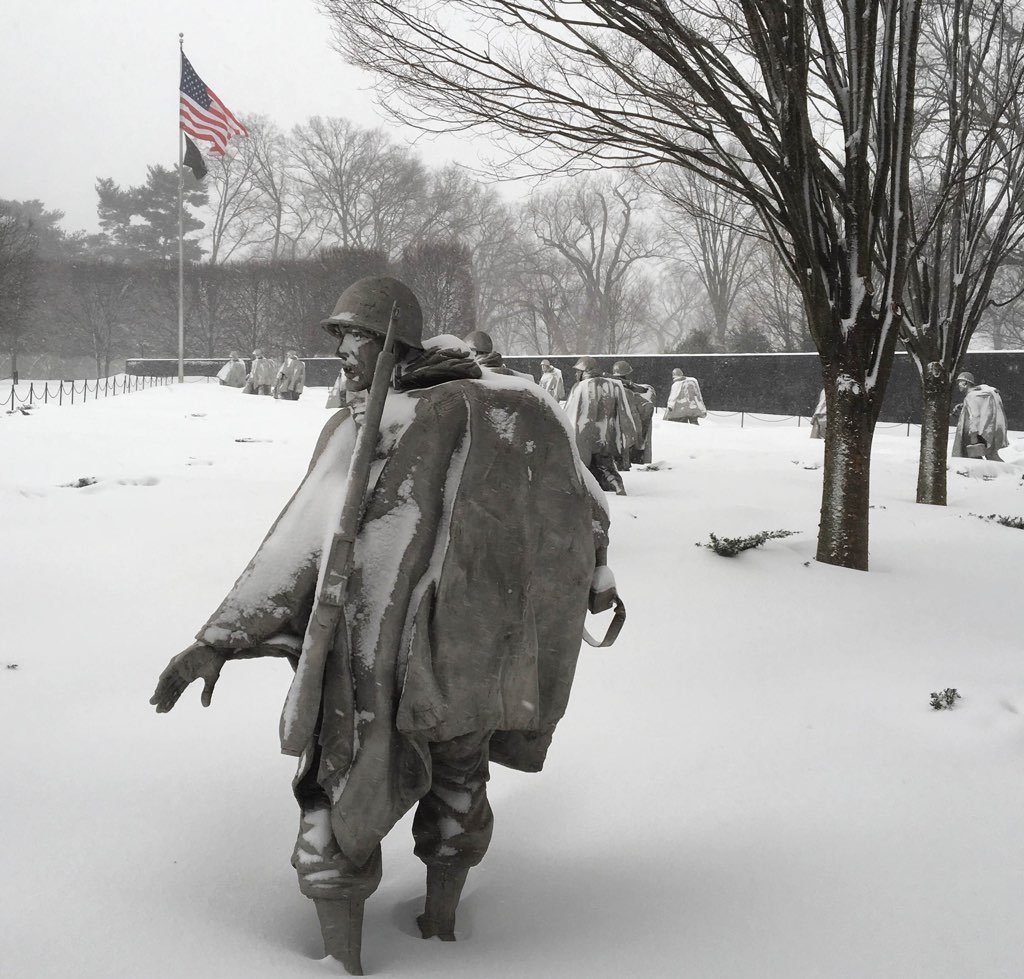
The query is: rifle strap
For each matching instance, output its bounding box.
[582,596,626,648]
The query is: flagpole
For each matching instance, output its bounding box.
[177,32,185,384]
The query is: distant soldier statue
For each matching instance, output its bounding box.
[564,355,638,495]
[609,360,656,467]
[216,351,247,388]
[664,367,707,424]
[151,276,622,975]
[951,371,1008,461]
[809,388,827,439]
[538,358,566,400]
[274,350,306,401]
[463,330,533,380]
[245,349,277,396]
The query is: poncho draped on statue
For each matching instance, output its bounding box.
[664,377,706,422]
[952,385,1009,460]
[564,375,639,461]
[196,374,609,866]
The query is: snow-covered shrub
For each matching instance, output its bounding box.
[929,688,961,710]
[701,529,798,557]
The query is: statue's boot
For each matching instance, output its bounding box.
[417,866,470,941]
[314,898,365,975]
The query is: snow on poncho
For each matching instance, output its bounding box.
[952,384,1009,458]
[664,377,706,420]
[217,359,247,387]
[196,374,609,865]
[540,368,565,401]
[563,373,639,460]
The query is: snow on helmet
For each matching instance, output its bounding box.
[463,330,494,354]
[671,368,685,379]
[574,355,598,372]
[611,360,632,376]
[322,276,424,349]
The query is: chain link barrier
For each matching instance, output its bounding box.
[703,409,916,435]
[2,374,174,412]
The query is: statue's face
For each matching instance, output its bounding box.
[957,379,969,395]
[337,331,382,392]
[542,363,551,373]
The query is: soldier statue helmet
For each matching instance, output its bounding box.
[322,276,424,350]
[463,330,494,355]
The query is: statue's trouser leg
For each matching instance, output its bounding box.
[582,454,609,491]
[292,778,382,975]
[412,731,495,940]
[592,453,626,495]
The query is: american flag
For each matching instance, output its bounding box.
[179,52,247,156]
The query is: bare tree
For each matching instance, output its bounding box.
[503,238,585,354]
[224,262,275,355]
[526,177,658,353]
[902,0,1024,504]
[245,120,312,261]
[64,261,137,377]
[744,243,812,351]
[400,238,477,336]
[322,0,923,571]
[204,117,266,265]
[647,266,710,352]
[289,117,429,256]
[188,263,231,357]
[658,168,759,347]
[975,263,1024,347]
[462,192,529,341]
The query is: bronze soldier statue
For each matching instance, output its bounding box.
[152,276,622,974]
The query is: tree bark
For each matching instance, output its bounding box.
[916,363,952,505]
[816,378,875,571]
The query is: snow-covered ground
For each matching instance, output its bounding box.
[2,383,1023,979]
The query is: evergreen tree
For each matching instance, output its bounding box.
[95,165,207,263]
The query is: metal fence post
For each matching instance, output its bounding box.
[741,411,745,428]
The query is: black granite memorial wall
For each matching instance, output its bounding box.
[127,350,1024,427]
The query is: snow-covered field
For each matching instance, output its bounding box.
[2,382,1024,979]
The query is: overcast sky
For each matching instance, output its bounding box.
[2,0,481,234]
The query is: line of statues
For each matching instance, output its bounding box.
[808,371,1009,460]
[214,337,707,500]
[217,349,307,400]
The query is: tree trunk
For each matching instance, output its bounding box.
[916,364,952,505]
[712,300,728,349]
[816,378,874,571]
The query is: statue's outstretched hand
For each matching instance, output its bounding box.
[150,642,229,713]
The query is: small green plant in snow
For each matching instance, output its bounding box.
[929,688,961,710]
[700,529,799,557]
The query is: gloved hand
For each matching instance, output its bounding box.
[150,642,229,713]
[589,565,618,614]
